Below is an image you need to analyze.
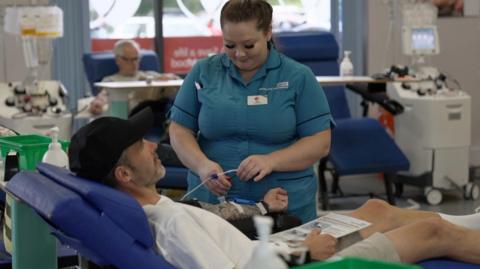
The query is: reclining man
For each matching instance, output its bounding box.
[68,107,480,269]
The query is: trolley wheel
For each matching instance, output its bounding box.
[424,187,442,205]
[463,183,480,200]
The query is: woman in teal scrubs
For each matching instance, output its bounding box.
[169,0,334,223]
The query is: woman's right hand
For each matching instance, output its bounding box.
[197,160,232,196]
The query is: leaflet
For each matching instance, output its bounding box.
[269,213,370,248]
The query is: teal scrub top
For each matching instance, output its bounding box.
[170,46,334,223]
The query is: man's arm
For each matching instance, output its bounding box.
[198,201,269,220]
[195,188,288,221]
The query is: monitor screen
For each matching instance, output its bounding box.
[411,28,436,51]
[402,26,439,56]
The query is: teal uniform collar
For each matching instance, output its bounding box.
[221,42,281,84]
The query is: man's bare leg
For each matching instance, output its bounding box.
[385,216,480,264]
[345,199,438,238]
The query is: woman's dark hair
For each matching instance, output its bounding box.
[220,0,273,33]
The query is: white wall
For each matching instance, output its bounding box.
[367,0,480,166]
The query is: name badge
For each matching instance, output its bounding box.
[247,95,268,106]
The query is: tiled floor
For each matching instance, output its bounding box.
[319,174,480,215]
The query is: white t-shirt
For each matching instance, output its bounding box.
[143,196,255,269]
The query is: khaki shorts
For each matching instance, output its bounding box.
[336,232,401,262]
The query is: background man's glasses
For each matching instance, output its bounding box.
[120,56,139,63]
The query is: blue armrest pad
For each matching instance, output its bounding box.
[329,118,410,175]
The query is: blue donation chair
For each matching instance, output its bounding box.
[275,31,410,210]
[4,163,479,269]
[82,51,188,190]
[5,163,177,269]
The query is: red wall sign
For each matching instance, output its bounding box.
[163,36,223,74]
[91,36,223,75]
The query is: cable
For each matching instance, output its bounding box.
[180,169,237,201]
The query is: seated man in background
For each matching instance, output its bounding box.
[89,39,182,167]
[68,107,480,269]
[89,39,178,115]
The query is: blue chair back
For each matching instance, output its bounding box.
[82,50,160,95]
[5,163,176,269]
[275,31,351,119]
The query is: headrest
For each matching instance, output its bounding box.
[36,163,153,248]
[275,31,339,62]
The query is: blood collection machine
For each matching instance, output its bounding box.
[387,3,478,205]
[0,6,71,140]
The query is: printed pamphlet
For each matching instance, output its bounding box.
[269,213,370,248]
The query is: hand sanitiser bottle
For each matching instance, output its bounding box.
[340,50,354,76]
[42,127,69,168]
[244,216,288,269]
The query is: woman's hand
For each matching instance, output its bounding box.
[262,188,288,212]
[303,229,337,261]
[197,160,232,196]
[237,154,275,182]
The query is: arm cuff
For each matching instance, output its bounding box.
[257,201,269,215]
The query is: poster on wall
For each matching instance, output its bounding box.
[434,0,480,16]
[163,36,223,74]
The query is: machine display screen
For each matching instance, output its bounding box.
[410,28,437,51]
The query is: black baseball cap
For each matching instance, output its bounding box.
[68,107,154,182]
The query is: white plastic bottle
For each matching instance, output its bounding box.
[340,50,354,76]
[244,216,288,269]
[42,127,69,168]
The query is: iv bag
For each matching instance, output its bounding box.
[4,6,63,38]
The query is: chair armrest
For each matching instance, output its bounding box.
[346,83,404,116]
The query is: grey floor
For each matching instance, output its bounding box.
[319,174,480,215]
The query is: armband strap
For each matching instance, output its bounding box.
[258,201,269,215]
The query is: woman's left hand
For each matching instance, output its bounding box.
[237,154,275,182]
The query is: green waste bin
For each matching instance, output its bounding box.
[0,134,69,269]
[0,134,69,170]
[292,257,421,269]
